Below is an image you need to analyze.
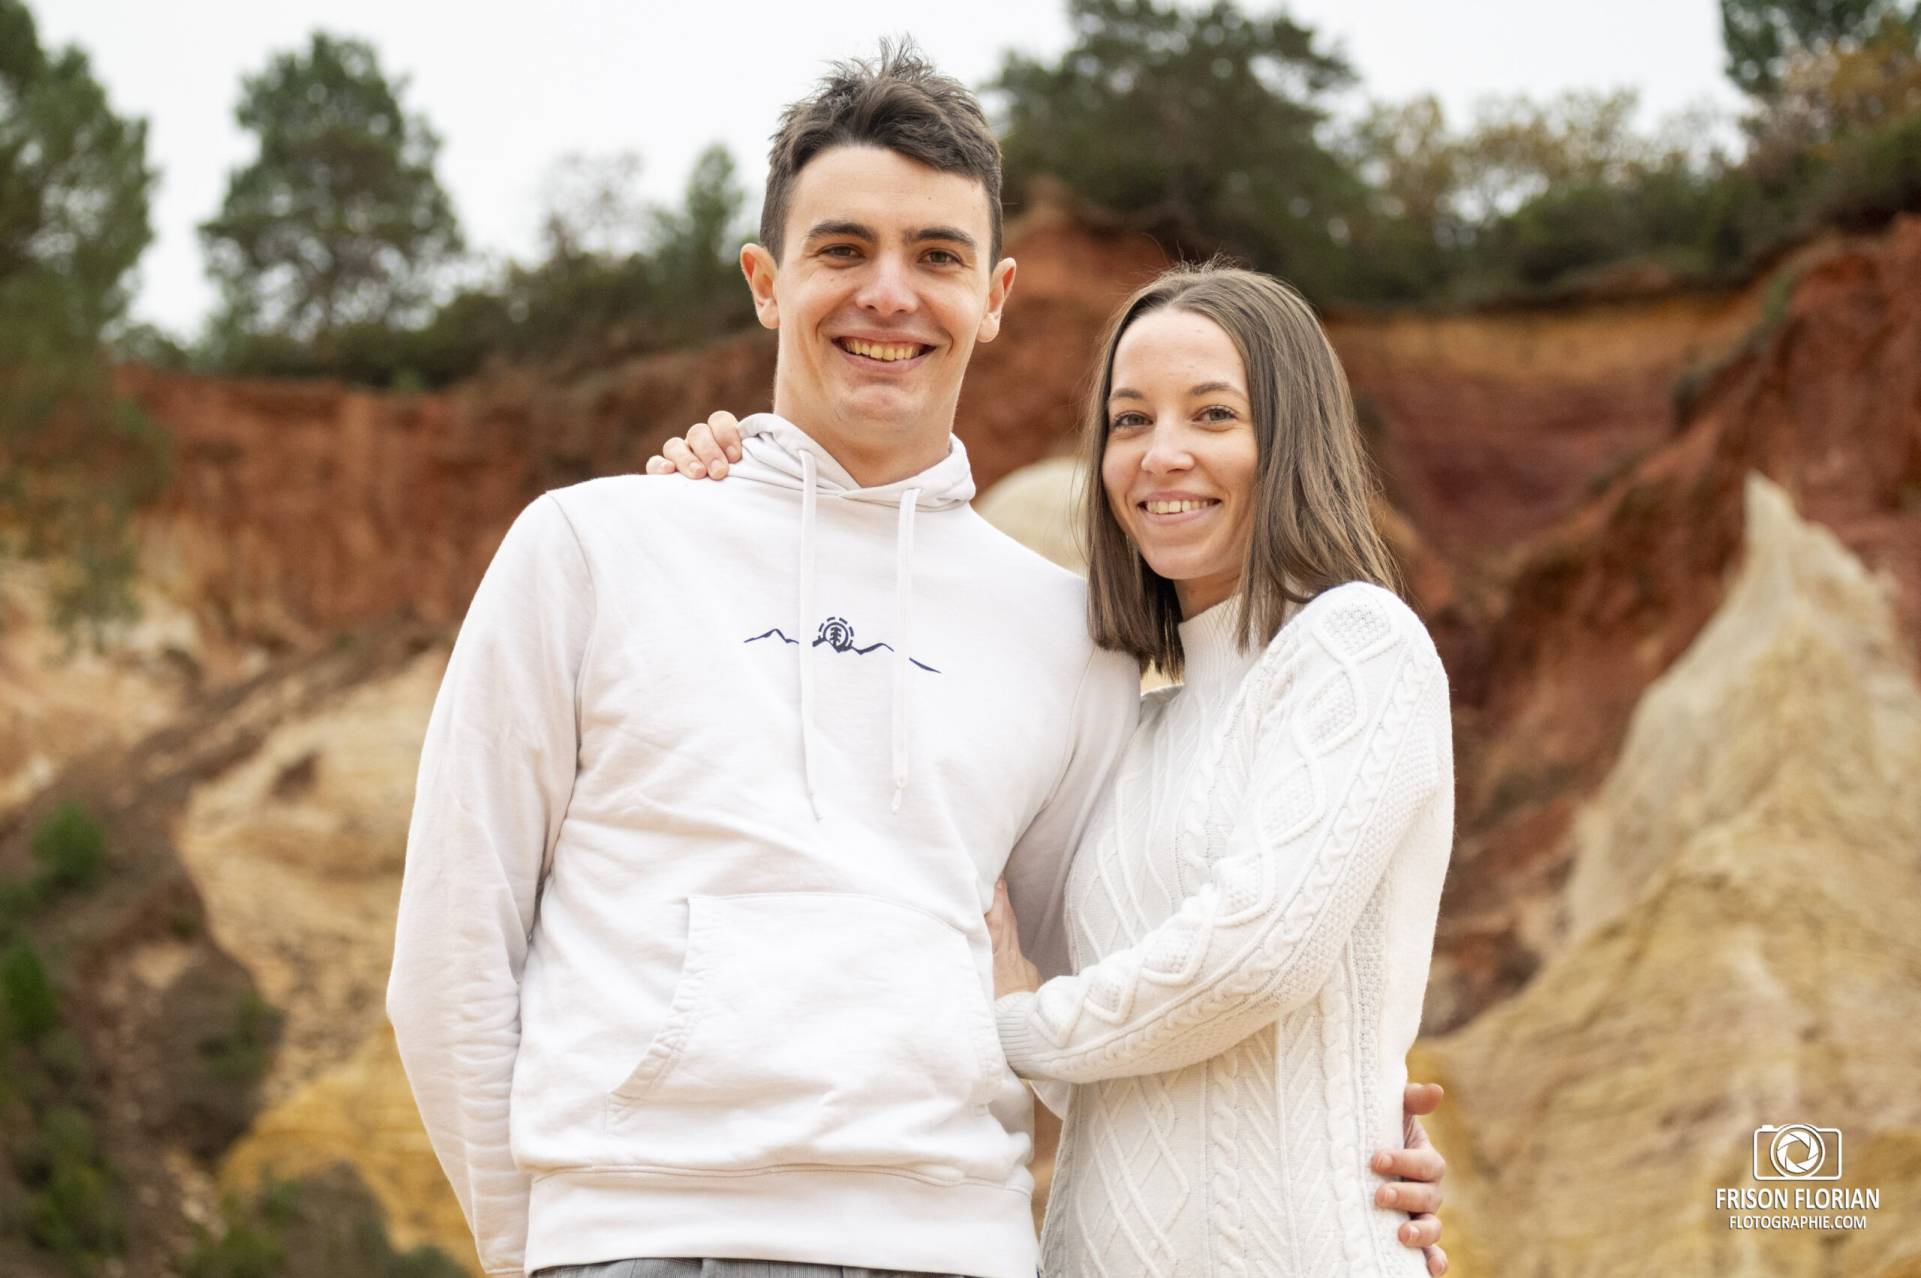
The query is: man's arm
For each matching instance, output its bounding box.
[998,644,1140,982]
[386,493,594,1278]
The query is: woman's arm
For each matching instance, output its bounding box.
[994,582,1452,1085]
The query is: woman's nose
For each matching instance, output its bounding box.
[1141,426,1191,473]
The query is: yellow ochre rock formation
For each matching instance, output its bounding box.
[176,642,484,1271]
[1413,473,1921,1277]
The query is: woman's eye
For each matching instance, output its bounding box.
[1200,406,1239,424]
[1109,413,1148,431]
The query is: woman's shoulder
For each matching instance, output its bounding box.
[1260,580,1442,676]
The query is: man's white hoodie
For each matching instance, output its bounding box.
[387,414,1139,1278]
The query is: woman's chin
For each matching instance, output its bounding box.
[1138,550,1208,586]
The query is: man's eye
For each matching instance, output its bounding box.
[926,249,961,266]
[821,244,860,258]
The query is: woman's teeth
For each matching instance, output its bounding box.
[841,338,923,361]
[1144,499,1218,514]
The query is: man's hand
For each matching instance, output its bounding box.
[1373,1081,1448,1275]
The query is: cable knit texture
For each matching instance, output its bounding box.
[997,582,1455,1277]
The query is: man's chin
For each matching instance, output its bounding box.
[836,383,934,428]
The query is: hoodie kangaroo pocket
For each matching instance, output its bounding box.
[605,892,1007,1180]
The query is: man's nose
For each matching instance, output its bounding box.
[855,253,918,316]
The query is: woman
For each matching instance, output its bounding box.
[649,264,1453,1277]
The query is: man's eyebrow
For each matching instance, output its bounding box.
[910,226,978,252]
[804,220,877,243]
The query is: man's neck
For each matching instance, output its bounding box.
[772,400,955,488]
[831,435,953,487]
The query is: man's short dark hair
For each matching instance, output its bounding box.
[762,39,1004,263]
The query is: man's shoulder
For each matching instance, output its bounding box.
[545,471,668,510]
[953,506,1093,604]
[541,471,743,532]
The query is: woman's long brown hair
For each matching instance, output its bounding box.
[1079,262,1402,678]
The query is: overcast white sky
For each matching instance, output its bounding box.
[37,1,1745,335]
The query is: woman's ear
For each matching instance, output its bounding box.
[741,244,779,330]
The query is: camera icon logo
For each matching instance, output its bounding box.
[1753,1124,1842,1181]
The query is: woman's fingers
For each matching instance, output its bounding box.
[643,412,743,481]
[707,410,743,462]
[662,436,706,478]
[986,878,1016,949]
[688,421,729,478]
[1425,1242,1449,1275]
[985,878,1041,997]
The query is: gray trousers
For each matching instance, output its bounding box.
[533,1262,975,1278]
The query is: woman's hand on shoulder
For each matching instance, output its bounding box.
[986,878,1041,999]
[643,411,743,480]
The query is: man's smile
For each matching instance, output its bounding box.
[833,334,936,370]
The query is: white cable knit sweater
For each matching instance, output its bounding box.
[996,582,1455,1278]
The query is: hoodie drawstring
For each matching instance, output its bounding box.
[788,440,924,820]
[891,489,921,814]
[797,450,823,819]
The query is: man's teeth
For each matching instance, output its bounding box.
[842,338,923,362]
[1145,499,1218,515]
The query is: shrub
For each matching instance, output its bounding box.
[13,1105,124,1266]
[1,939,61,1043]
[29,802,108,896]
[1814,109,1921,227]
[198,991,282,1084]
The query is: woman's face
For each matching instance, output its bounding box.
[1101,308,1261,620]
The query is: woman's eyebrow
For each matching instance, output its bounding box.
[1189,380,1246,397]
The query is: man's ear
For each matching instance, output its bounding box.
[976,256,1018,344]
[741,244,779,330]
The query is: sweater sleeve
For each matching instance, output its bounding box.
[995,584,1450,1084]
[386,493,594,1278]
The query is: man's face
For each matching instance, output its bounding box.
[742,144,1015,479]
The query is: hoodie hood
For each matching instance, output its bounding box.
[729,412,976,509]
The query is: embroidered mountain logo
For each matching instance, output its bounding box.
[745,616,940,673]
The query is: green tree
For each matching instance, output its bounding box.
[403,142,749,378]
[1722,0,1921,96]
[991,0,1360,296]
[0,0,166,649]
[200,32,462,357]
[647,144,753,343]
[1341,89,1731,298]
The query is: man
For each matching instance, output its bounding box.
[388,43,1446,1278]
